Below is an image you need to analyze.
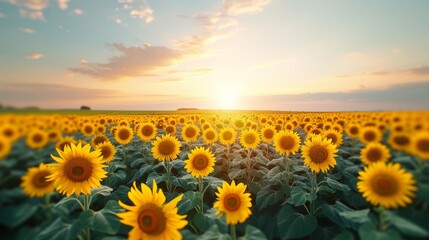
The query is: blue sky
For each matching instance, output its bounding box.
[0,0,428,110]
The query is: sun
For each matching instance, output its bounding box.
[218,90,238,109]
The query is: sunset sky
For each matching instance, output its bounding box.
[1,0,429,111]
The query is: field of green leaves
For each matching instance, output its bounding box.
[0,111,428,240]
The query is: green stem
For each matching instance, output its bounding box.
[310,172,317,214]
[198,177,204,213]
[246,149,252,184]
[84,194,91,240]
[44,194,52,221]
[230,224,237,240]
[378,208,387,232]
[165,161,172,193]
[225,144,231,178]
[285,155,290,185]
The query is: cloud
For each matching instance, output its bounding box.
[245,81,429,111]
[158,78,182,83]
[58,0,68,10]
[73,8,83,15]
[253,58,290,68]
[118,0,132,3]
[222,0,272,16]
[25,53,43,59]
[22,27,35,34]
[9,0,48,20]
[0,12,5,18]
[69,43,183,80]
[0,83,121,108]
[336,66,429,79]
[130,6,153,23]
[19,8,45,21]
[168,67,214,76]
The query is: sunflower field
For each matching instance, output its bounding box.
[1,111,429,240]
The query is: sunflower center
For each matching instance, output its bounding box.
[309,145,328,163]
[366,148,382,162]
[364,131,376,142]
[84,126,93,134]
[206,131,215,140]
[4,129,13,137]
[393,136,409,146]
[372,174,398,196]
[223,131,233,141]
[158,140,175,156]
[192,154,209,170]
[118,129,130,140]
[349,126,358,135]
[326,133,337,144]
[65,158,93,182]
[138,204,166,235]
[166,126,174,133]
[93,136,107,146]
[263,129,274,139]
[142,125,154,136]
[185,127,197,138]
[48,132,58,139]
[279,136,295,150]
[224,194,241,211]
[32,134,43,143]
[417,139,429,153]
[32,171,51,188]
[100,147,112,159]
[244,134,256,144]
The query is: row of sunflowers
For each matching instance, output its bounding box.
[0,111,428,240]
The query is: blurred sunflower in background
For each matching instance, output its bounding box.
[56,136,77,152]
[357,162,417,209]
[91,134,110,148]
[240,129,260,149]
[202,128,218,144]
[117,180,188,240]
[273,130,301,156]
[47,143,107,196]
[95,141,117,163]
[410,131,429,160]
[302,135,338,173]
[219,127,237,146]
[181,124,200,142]
[114,126,134,145]
[360,142,391,165]
[21,163,55,197]
[0,137,12,160]
[137,122,157,141]
[323,129,343,146]
[359,126,382,145]
[26,129,48,150]
[260,125,276,143]
[388,132,411,152]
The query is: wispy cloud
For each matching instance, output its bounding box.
[0,12,5,18]
[168,67,214,76]
[58,0,69,10]
[222,0,271,16]
[69,43,182,80]
[25,53,43,59]
[21,27,35,34]
[9,0,48,21]
[73,8,83,15]
[158,78,182,83]
[19,8,45,21]
[336,65,429,79]
[245,81,429,111]
[253,58,290,68]
[130,6,153,23]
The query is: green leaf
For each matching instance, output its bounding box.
[177,191,201,214]
[79,200,123,235]
[287,187,317,206]
[198,224,230,240]
[317,185,335,193]
[256,185,286,209]
[0,203,38,228]
[358,223,402,240]
[333,231,355,240]
[338,209,370,224]
[91,185,113,197]
[417,183,429,202]
[36,218,83,240]
[127,164,151,184]
[326,177,350,192]
[277,204,318,239]
[238,225,267,240]
[385,212,429,238]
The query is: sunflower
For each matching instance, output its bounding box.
[360,142,391,165]
[273,130,301,155]
[260,125,276,143]
[184,147,215,178]
[410,131,429,160]
[240,129,261,149]
[137,122,157,141]
[345,123,360,138]
[26,129,48,150]
[47,143,107,196]
[202,128,218,144]
[96,125,106,134]
[114,126,134,145]
[323,129,343,146]
[0,137,12,160]
[91,134,110,148]
[0,124,20,142]
[219,127,237,146]
[213,180,252,225]
[20,163,55,197]
[47,128,62,142]
[388,132,411,152]
[357,162,417,209]
[301,135,338,173]
[233,119,246,130]
[165,125,177,136]
[151,134,181,162]
[117,180,188,240]
[56,136,77,151]
[181,124,200,142]
[81,123,95,137]
[95,141,117,163]
[359,126,382,145]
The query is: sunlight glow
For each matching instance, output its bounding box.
[218,90,238,109]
